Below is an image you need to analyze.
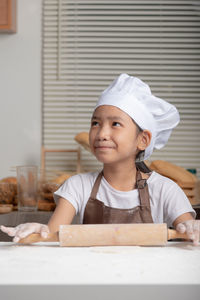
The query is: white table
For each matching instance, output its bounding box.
[0,241,200,300]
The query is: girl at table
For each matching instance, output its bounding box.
[1,74,199,244]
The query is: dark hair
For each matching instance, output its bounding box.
[136,161,151,173]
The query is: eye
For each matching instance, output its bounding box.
[91,121,99,127]
[112,122,121,127]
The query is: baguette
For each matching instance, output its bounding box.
[150,160,197,188]
[74,132,91,152]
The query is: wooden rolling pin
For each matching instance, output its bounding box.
[18,223,189,247]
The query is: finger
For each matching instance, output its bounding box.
[192,233,199,246]
[0,225,17,236]
[12,227,33,242]
[185,222,195,240]
[12,230,32,243]
[192,222,200,246]
[176,223,186,233]
[16,227,37,239]
[13,225,48,241]
[30,223,44,234]
[13,235,20,243]
[0,225,10,233]
[40,225,50,238]
[0,225,6,231]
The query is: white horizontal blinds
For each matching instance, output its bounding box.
[42,0,200,176]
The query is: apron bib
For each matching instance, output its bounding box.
[83,169,153,224]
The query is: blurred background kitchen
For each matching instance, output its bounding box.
[0,0,200,218]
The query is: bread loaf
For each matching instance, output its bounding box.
[13,195,18,205]
[38,192,54,202]
[74,132,91,152]
[38,201,56,211]
[150,160,197,188]
[37,181,59,203]
[51,173,72,185]
[0,183,17,204]
[39,182,59,193]
[0,204,13,214]
[0,177,17,184]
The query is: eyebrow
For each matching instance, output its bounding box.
[91,116,124,121]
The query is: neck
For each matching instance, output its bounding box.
[103,161,137,191]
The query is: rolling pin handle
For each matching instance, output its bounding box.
[167,229,189,241]
[18,232,59,244]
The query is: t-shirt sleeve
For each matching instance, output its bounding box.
[163,180,196,227]
[53,175,83,214]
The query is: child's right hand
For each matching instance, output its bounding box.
[0,223,49,243]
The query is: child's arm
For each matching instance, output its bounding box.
[0,197,76,242]
[47,197,76,232]
[173,212,200,245]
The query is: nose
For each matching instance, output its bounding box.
[97,125,110,141]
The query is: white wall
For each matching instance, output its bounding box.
[0,0,42,178]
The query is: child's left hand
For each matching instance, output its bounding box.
[176,220,200,246]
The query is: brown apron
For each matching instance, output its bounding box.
[83,169,153,224]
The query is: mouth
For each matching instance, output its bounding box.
[94,145,114,150]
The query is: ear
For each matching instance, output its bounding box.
[137,130,152,151]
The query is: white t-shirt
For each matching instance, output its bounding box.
[54,171,196,227]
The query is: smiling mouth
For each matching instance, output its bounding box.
[95,146,114,149]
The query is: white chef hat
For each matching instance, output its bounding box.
[95,73,180,160]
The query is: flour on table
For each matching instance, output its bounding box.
[90,246,142,254]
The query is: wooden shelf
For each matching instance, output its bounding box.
[0,0,16,33]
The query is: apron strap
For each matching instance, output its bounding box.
[90,171,103,199]
[90,168,152,210]
[136,168,151,209]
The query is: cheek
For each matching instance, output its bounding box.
[120,130,137,142]
[118,132,138,151]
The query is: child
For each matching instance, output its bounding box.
[1,74,199,245]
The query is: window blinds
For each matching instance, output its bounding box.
[42,0,200,177]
